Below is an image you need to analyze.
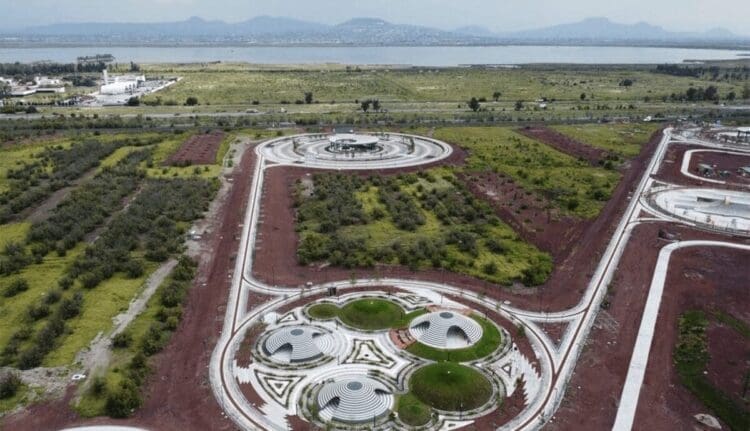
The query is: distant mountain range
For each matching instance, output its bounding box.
[6,16,749,48]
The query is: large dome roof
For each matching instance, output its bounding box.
[409,311,483,349]
[317,376,392,423]
[263,326,325,363]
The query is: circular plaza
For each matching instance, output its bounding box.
[258,131,453,169]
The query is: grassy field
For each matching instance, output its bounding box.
[553,123,661,158]
[435,127,622,218]
[140,65,746,106]
[406,315,502,362]
[410,362,493,411]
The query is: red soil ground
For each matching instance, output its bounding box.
[2,143,257,431]
[689,150,750,186]
[547,224,750,431]
[632,245,750,431]
[655,143,750,190]
[517,126,610,166]
[166,131,225,166]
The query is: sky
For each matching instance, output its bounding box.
[1,0,748,35]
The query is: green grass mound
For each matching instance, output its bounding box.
[307,303,339,320]
[338,299,405,330]
[397,393,432,426]
[407,315,502,362]
[410,363,493,411]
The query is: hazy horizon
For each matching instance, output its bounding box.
[2,0,749,36]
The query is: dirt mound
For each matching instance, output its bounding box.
[517,126,610,165]
[165,131,225,166]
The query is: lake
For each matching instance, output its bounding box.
[1,45,748,66]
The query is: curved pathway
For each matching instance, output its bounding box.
[209,127,749,430]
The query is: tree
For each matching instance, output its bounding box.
[514,100,524,111]
[185,96,198,106]
[468,97,481,112]
[492,91,502,101]
[743,84,750,100]
[304,92,313,104]
[129,62,140,72]
[372,99,381,112]
[726,91,736,101]
[619,79,634,87]
[580,93,587,101]
[126,96,140,107]
[360,100,371,113]
[704,85,719,102]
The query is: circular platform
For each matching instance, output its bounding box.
[259,132,452,170]
[650,187,750,234]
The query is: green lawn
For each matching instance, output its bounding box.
[307,300,423,330]
[406,315,502,362]
[338,299,405,331]
[552,123,660,158]
[410,362,493,411]
[435,127,621,218]
[397,393,432,426]
[307,303,339,320]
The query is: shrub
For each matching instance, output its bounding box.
[112,331,133,349]
[105,379,142,418]
[0,371,21,399]
[4,278,29,297]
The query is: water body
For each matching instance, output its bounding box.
[1,45,747,66]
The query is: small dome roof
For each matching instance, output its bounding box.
[409,311,483,349]
[317,376,392,423]
[263,326,324,363]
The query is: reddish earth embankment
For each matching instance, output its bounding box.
[517,126,610,166]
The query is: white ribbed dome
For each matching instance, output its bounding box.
[409,311,483,349]
[317,376,392,423]
[263,326,324,363]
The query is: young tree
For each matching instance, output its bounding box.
[126,96,140,107]
[492,91,502,101]
[185,96,198,106]
[580,93,587,101]
[360,100,371,113]
[743,84,750,100]
[514,100,524,111]
[468,97,481,112]
[372,99,381,112]
[304,92,313,104]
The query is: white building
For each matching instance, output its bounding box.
[99,70,146,95]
